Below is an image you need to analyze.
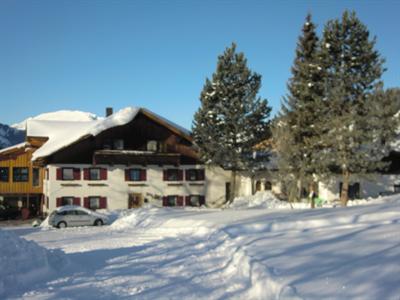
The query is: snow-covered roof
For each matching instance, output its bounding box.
[12,110,101,130]
[28,107,191,161]
[0,142,28,155]
[28,107,139,161]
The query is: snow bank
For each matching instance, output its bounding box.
[110,206,163,230]
[0,229,67,298]
[227,191,309,209]
[228,191,400,210]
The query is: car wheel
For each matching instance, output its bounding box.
[94,219,103,226]
[57,221,67,229]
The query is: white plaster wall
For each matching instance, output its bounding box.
[45,164,207,212]
[204,166,231,207]
[246,170,282,195]
[318,174,400,201]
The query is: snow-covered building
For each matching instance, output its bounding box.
[0,142,45,215]
[26,107,237,213]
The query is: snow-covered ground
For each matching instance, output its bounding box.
[1,193,399,299]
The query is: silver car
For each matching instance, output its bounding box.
[49,205,108,228]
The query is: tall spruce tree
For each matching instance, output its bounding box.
[319,11,397,206]
[274,14,325,206]
[193,43,271,203]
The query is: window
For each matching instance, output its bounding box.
[57,168,80,180]
[33,168,40,186]
[76,210,88,216]
[84,168,106,180]
[265,181,272,191]
[394,185,400,193]
[90,168,100,180]
[125,169,146,181]
[165,196,177,207]
[147,140,158,152]
[185,169,205,181]
[130,169,141,181]
[103,139,124,150]
[186,195,205,207]
[164,169,183,181]
[189,195,200,206]
[62,168,74,180]
[163,195,184,207]
[89,197,100,210]
[61,197,74,206]
[113,139,124,150]
[13,167,29,182]
[103,139,112,150]
[339,182,360,200]
[0,167,9,182]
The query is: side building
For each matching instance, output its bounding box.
[28,107,233,213]
[0,142,44,216]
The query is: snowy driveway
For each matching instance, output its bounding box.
[5,197,400,300]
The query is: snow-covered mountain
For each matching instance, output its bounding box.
[11,110,101,130]
[0,123,25,149]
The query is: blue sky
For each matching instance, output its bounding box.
[0,0,399,129]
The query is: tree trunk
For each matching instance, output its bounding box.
[229,170,237,203]
[340,170,350,207]
[309,182,315,209]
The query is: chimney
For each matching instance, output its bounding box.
[106,107,113,117]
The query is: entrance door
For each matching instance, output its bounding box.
[129,193,144,208]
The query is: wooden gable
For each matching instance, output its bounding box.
[40,110,200,165]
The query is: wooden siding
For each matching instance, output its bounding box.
[0,147,44,194]
[41,111,201,165]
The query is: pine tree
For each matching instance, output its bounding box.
[274,14,325,206]
[319,11,397,206]
[192,43,271,203]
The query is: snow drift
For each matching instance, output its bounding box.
[228,191,315,209]
[0,229,67,298]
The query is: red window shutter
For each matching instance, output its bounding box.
[100,197,107,209]
[185,196,191,206]
[163,170,167,181]
[140,169,147,181]
[56,197,62,207]
[56,168,62,180]
[125,169,130,181]
[83,197,89,208]
[178,170,183,181]
[199,169,205,181]
[73,168,81,180]
[177,196,183,206]
[199,196,205,206]
[83,168,89,180]
[162,196,168,206]
[73,197,81,206]
[100,168,107,180]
